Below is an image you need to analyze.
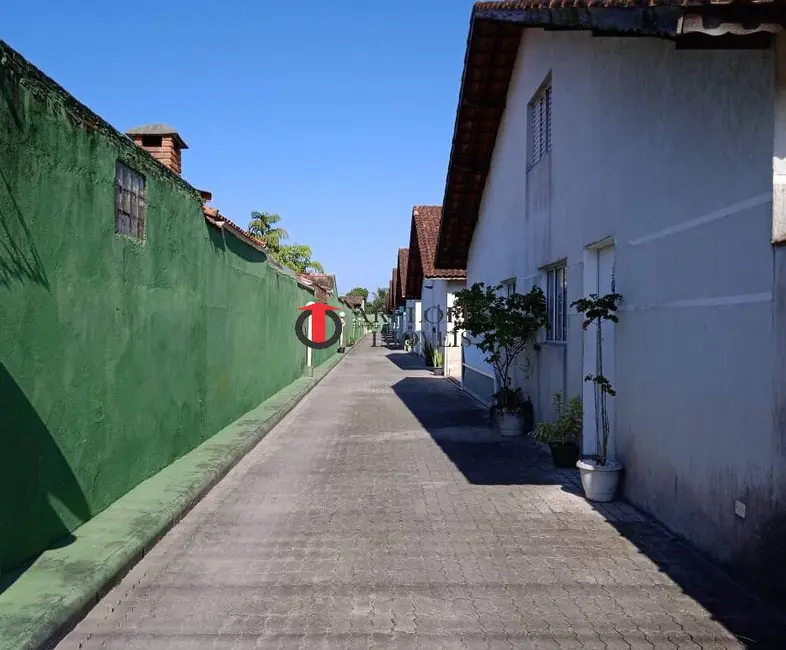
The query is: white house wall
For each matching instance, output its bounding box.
[465,28,781,577]
[419,279,466,375]
[420,280,447,353]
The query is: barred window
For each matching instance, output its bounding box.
[115,162,147,239]
[502,278,516,298]
[529,83,552,167]
[546,265,567,342]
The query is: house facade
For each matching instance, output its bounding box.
[433,2,786,596]
[404,206,467,378]
[395,247,423,348]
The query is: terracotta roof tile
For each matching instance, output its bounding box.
[397,248,409,301]
[392,267,401,309]
[305,273,337,291]
[412,206,466,279]
[202,205,268,255]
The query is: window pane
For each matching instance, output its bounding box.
[116,212,130,235]
[115,162,146,239]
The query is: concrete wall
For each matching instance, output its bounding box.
[0,43,345,574]
[465,28,785,588]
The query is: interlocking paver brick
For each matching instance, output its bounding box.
[56,340,785,649]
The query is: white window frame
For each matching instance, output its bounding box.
[545,263,567,342]
[528,79,552,169]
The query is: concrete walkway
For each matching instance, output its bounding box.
[57,340,783,649]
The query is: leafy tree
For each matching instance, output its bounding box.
[572,292,622,465]
[248,211,289,253]
[277,244,324,274]
[349,287,369,301]
[452,283,547,411]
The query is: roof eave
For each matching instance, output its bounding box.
[434,2,784,271]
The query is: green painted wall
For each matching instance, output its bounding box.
[0,42,337,574]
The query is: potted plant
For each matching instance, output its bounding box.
[423,338,435,368]
[453,283,547,437]
[432,347,444,375]
[530,392,582,468]
[571,291,623,502]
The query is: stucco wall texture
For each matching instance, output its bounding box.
[0,42,350,574]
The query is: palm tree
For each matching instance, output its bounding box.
[370,287,388,313]
[247,211,289,252]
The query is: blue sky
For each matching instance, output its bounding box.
[4,0,475,297]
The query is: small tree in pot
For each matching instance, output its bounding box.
[530,392,582,468]
[423,338,435,367]
[452,283,547,436]
[432,347,444,376]
[571,291,623,501]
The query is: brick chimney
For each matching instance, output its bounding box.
[126,124,188,175]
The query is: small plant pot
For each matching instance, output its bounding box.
[497,411,523,437]
[576,459,622,502]
[549,442,580,468]
[433,367,444,376]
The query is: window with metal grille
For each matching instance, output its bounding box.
[546,265,567,342]
[115,161,147,239]
[529,83,552,167]
[502,278,516,298]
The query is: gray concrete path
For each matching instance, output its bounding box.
[57,340,783,649]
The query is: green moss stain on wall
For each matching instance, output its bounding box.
[0,42,333,573]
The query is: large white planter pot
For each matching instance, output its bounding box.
[576,459,622,502]
[497,412,522,437]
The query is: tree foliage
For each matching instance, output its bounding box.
[247,211,289,253]
[366,287,388,314]
[277,244,324,274]
[452,283,547,411]
[348,287,369,300]
[247,211,324,275]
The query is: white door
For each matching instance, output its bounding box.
[582,245,616,459]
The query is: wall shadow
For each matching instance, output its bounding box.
[391,374,786,646]
[385,352,430,371]
[0,166,50,290]
[0,363,91,593]
[563,475,786,648]
[391,376,566,486]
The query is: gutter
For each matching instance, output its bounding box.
[473,6,683,38]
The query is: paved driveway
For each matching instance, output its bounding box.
[57,340,783,649]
